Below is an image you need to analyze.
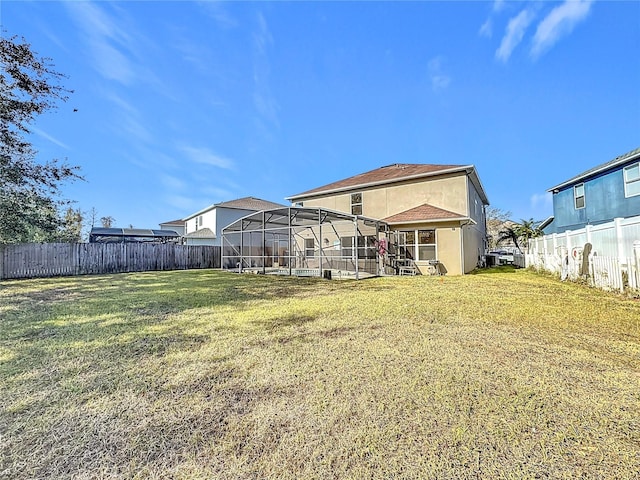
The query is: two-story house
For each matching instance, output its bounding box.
[286,163,489,275]
[543,147,640,234]
[183,197,286,246]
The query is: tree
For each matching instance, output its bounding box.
[57,207,83,242]
[497,225,522,252]
[486,206,512,250]
[497,218,543,253]
[100,216,115,228]
[0,34,81,244]
[87,207,99,229]
[516,218,543,250]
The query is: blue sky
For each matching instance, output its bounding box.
[3,0,639,229]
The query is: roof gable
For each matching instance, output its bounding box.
[549,146,640,192]
[184,227,216,238]
[382,203,466,224]
[184,196,286,220]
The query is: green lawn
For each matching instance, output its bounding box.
[1,268,639,479]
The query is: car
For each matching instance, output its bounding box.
[488,250,515,265]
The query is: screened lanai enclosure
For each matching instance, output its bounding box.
[221,207,392,279]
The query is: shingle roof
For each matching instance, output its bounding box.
[159,219,184,226]
[184,197,287,220]
[184,228,216,238]
[287,164,469,200]
[548,146,640,192]
[216,197,286,211]
[382,203,466,224]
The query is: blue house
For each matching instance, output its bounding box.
[543,147,640,234]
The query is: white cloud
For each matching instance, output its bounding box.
[31,126,69,149]
[427,56,451,91]
[479,18,493,38]
[531,0,594,58]
[160,174,187,191]
[496,9,536,62]
[493,0,506,13]
[180,146,234,169]
[252,12,280,132]
[201,186,233,199]
[530,192,553,210]
[165,194,202,212]
[65,2,136,85]
[198,1,237,29]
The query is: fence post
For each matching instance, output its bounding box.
[0,244,4,280]
[565,230,572,259]
[634,241,640,284]
[614,217,625,260]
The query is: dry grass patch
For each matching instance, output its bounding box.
[1,268,639,479]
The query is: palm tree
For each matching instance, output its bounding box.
[517,218,543,248]
[497,218,543,253]
[497,226,521,252]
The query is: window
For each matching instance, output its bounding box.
[304,238,314,257]
[398,229,436,261]
[574,183,585,209]
[351,193,362,215]
[417,230,436,261]
[624,163,640,198]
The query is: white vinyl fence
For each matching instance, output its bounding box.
[524,216,640,293]
[529,216,640,260]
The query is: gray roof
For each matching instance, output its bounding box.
[216,197,286,210]
[184,228,216,238]
[159,219,184,226]
[184,196,287,220]
[548,146,640,192]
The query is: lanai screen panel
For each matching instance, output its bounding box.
[221,207,388,279]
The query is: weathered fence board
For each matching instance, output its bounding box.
[0,243,221,280]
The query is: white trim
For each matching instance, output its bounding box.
[574,183,585,210]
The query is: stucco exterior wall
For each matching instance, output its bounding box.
[290,170,488,275]
[385,221,462,276]
[462,223,484,273]
[298,173,469,219]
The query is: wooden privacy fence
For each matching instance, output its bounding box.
[0,243,221,280]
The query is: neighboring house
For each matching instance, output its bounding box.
[183,197,287,246]
[158,219,186,236]
[286,163,489,275]
[543,147,640,234]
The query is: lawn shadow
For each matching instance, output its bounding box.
[469,266,518,275]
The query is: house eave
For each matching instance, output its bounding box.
[547,147,640,193]
[287,165,488,202]
[385,216,471,226]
